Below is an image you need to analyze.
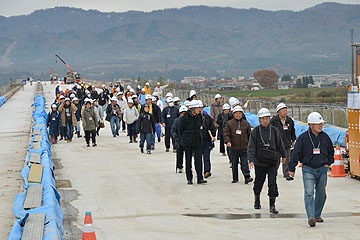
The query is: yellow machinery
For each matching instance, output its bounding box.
[348,43,360,177]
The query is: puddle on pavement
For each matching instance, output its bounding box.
[183,212,360,220]
[59,189,82,240]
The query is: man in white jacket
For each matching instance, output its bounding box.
[123,99,139,143]
[117,91,128,132]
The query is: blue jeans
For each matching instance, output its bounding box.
[202,140,212,173]
[302,165,328,219]
[155,123,162,139]
[110,116,120,136]
[65,121,73,140]
[139,133,152,151]
[76,120,81,132]
[127,122,137,137]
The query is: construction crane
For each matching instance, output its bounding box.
[55,54,82,84]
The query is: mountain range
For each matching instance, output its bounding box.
[0,2,359,80]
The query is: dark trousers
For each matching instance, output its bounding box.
[231,149,251,181]
[165,127,175,150]
[140,132,152,151]
[227,146,232,163]
[253,164,279,198]
[176,143,185,169]
[219,135,225,153]
[60,126,65,138]
[202,140,212,173]
[127,122,137,137]
[184,146,203,181]
[85,130,96,144]
[282,148,291,177]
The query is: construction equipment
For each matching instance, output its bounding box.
[55,54,82,84]
[347,34,360,178]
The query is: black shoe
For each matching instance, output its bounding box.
[116,132,119,136]
[269,197,279,214]
[231,180,238,183]
[59,137,63,141]
[308,218,316,227]
[286,176,294,181]
[254,195,261,209]
[173,149,177,153]
[92,143,97,147]
[133,136,138,143]
[141,148,144,153]
[245,177,253,184]
[166,149,169,152]
[187,180,193,185]
[129,137,133,143]
[177,168,183,173]
[197,179,207,184]
[158,138,161,142]
[86,144,90,147]
[204,172,211,178]
[113,135,116,137]
[147,151,151,154]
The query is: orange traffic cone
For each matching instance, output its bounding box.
[328,145,349,178]
[82,212,96,240]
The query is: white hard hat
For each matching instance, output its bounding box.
[222,103,230,110]
[130,88,135,93]
[59,87,63,91]
[84,98,92,104]
[72,97,79,101]
[229,97,239,108]
[258,108,271,118]
[145,94,152,100]
[167,97,173,102]
[214,94,221,99]
[59,95,65,100]
[85,90,90,94]
[51,103,57,108]
[141,88,145,92]
[111,96,118,101]
[184,100,190,107]
[166,92,173,98]
[152,96,157,101]
[173,97,180,102]
[101,84,106,88]
[153,92,159,97]
[145,82,150,86]
[157,82,160,85]
[189,90,196,98]
[276,103,287,112]
[189,100,199,109]
[128,99,134,104]
[70,93,75,98]
[118,91,123,95]
[307,112,325,124]
[232,106,244,113]
[179,105,188,113]
[132,94,137,98]
[77,85,81,89]
[64,97,71,102]
[98,89,103,94]
[198,100,203,108]
[116,87,120,92]
[127,85,131,90]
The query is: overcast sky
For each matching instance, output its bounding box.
[1,0,360,17]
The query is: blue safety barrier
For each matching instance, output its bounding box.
[8,95,64,240]
[0,96,7,107]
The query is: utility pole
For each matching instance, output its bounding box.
[351,29,354,84]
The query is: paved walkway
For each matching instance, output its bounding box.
[0,84,35,239]
[13,83,360,239]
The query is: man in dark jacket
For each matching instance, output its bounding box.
[136,104,155,154]
[47,103,61,144]
[248,108,286,214]
[178,100,207,185]
[171,105,188,173]
[270,103,296,180]
[162,97,180,152]
[73,97,82,138]
[141,94,161,150]
[224,106,253,184]
[217,104,230,156]
[199,100,216,178]
[289,112,334,227]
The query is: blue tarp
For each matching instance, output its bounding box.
[8,95,64,240]
[244,113,346,147]
[0,96,7,107]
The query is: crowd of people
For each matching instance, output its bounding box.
[47,81,335,227]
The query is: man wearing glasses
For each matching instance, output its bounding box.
[289,112,334,227]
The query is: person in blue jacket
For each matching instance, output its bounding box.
[47,103,61,144]
[171,105,188,173]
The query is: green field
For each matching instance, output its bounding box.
[207,87,347,104]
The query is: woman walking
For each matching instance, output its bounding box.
[81,99,99,147]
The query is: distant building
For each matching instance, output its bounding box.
[278,81,290,89]
[181,76,206,84]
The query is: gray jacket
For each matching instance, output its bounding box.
[81,107,99,131]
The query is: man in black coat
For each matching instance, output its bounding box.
[141,95,161,149]
[270,103,296,180]
[178,100,207,185]
[161,97,180,152]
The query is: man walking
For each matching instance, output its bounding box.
[210,94,223,153]
[270,103,296,181]
[106,96,121,137]
[162,97,180,152]
[289,112,334,227]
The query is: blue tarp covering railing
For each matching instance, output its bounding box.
[0,96,7,107]
[8,95,64,240]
